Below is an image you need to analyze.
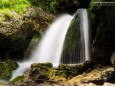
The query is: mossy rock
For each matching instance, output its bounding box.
[56,64,77,79]
[10,76,23,84]
[75,61,96,74]
[0,60,18,80]
[31,62,53,68]
[58,64,70,70]
[24,62,55,83]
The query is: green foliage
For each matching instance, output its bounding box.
[28,0,70,13]
[28,0,59,13]
[0,0,30,15]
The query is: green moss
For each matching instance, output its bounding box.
[3,12,14,20]
[58,64,70,70]
[56,64,77,79]
[31,62,53,68]
[10,76,23,84]
[0,60,18,80]
[0,19,3,25]
[28,63,56,83]
[63,13,80,53]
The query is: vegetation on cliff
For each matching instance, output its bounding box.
[0,0,30,15]
[28,0,90,14]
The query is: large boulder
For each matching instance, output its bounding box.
[23,62,55,83]
[0,10,36,61]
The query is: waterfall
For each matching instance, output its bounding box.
[11,14,73,80]
[79,9,90,61]
[61,9,90,64]
[11,9,90,80]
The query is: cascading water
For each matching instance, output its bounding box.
[11,14,73,80]
[79,9,90,61]
[11,9,90,80]
[31,14,73,66]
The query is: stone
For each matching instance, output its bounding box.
[67,66,115,85]
[31,62,53,68]
[23,63,55,83]
[110,52,115,65]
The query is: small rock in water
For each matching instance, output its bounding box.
[110,52,115,65]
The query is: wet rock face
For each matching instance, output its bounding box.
[23,7,55,32]
[90,0,115,64]
[0,11,35,61]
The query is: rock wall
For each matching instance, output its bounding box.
[90,0,115,64]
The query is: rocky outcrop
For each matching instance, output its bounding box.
[10,62,115,86]
[68,66,115,85]
[0,10,36,61]
[23,7,55,32]
[23,63,55,83]
[0,7,55,61]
